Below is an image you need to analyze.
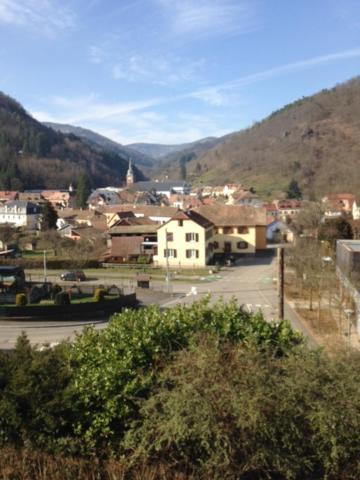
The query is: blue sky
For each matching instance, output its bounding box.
[1,0,360,144]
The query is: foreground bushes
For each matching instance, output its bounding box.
[125,337,360,479]
[1,299,360,478]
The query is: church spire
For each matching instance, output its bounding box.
[126,158,134,186]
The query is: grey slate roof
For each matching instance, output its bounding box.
[133,181,190,192]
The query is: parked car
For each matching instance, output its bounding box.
[60,270,86,281]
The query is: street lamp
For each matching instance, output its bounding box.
[344,308,354,355]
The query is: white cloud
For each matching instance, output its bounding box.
[34,94,165,125]
[89,45,106,64]
[156,0,260,37]
[0,0,74,34]
[190,88,229,107]
[31,93,228,144]
[110,52,205,85]
[33,47,360,142]
[190,47,360,105]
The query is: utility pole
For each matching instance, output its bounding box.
[43,250,47,284]
[344,308,354,356]
[277,246,284,320]
[165,228,170,293]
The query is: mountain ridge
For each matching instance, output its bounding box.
[44,122,154,167]
[126,137,220,160]
[161,77,360,198]
[0,92,145,190]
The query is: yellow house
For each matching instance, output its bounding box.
[155,210,214,268]
[195,205,267,255]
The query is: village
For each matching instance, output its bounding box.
[0,159,358,350]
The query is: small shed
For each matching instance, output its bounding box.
[136,274,151,289]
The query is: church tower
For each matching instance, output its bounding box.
[126,158,134,187]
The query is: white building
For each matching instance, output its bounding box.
[0,201,41,229]
[353,198,360,220]
[133,181,191,198]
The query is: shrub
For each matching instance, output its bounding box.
[137,255,149,264]
[70,298,302,454]
[15,293,27,306]
[50,284,62,300]
[125,338,360,480]
[93,288,106,302]
[54,291,70,306]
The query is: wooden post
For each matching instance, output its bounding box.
[278,247,285,321]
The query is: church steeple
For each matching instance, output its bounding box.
[126,158,134,186]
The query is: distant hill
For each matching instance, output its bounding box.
[126,137,220,160]
[44,122,154,167]
[0,93,145,190]
[163,78,360,198]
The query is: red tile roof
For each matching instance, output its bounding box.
[195,205,267,226]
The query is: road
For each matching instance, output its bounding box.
[161,254,318,348]
[0,253,317,349]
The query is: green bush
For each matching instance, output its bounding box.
[2,299,360,479]
[50,284,62,300]
[125,338,360,480]
[93,288,106,302]
[54,291,70,306]
[137,255,149,264]
[15,293,27,306]
[70,298,302,453]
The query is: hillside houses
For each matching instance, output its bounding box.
[322,193,355,218]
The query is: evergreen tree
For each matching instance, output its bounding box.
[286,179,302,199]
[40,202,58,230]
[76,173,91,209]
[180,159,187,180]
[318,217,353,248]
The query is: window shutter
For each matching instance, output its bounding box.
[196,250,199,258]
[164,249,167,257]
[196,233,199,242]
[174,249,177,258]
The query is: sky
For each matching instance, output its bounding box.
[0,0,360,145]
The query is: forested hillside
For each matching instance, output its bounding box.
[169,77,360,198]
[0,93,145,189]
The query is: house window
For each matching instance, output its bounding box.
[213,241,219,249]
[164,248,177,258]
[237,241,248,249]
[224,242,232,253]
[185,232,199,242]
[205,229,212,240]
[237,227,249,234]
[214,227,219,234]
[223,226,232,234]
[178,220,183,227]
[186,249,199,259]
[166,232,173,242]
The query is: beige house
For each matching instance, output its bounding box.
[155,210,214,268]
[195,205,267,255]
